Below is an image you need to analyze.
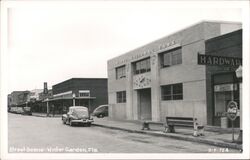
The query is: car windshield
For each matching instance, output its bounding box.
[96,107,105,112]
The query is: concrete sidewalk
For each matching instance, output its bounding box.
[31,112,242,150]
[92,117,242,150]
[31,112,62,118]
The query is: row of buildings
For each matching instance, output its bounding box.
[8,79,108,114]
[8,21,242,128]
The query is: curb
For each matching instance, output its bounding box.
[92,123,242,151]
[31,114,61,118]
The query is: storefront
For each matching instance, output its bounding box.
[107,21,242,128]
[49,78,108,114]
[204,29,242,127]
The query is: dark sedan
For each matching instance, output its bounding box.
[62,106,94,126]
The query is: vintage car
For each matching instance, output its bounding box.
[92,105,109,118]
[62,106,93,126]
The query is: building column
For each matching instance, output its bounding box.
[150,54,161,122]
[46,99,49,116]
[239,82,242,129]
[126,63,134,120]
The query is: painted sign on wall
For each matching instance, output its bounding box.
[198,54,242,66]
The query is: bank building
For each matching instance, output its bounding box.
[107,21,242,128]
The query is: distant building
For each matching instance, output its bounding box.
[39,89,53,101]
[29,89,43,102]
[8,91,22,107]
[47,78,108,114]
[107,21,241,128]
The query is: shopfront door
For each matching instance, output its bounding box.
[213,83,240,127]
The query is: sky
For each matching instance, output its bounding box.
[5,1,243,93]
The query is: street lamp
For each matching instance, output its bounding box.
[72,93,76,106]
[235,65,242,144]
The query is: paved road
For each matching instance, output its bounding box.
[8,113,239,153]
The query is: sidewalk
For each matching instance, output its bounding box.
[92,117,242,150]
[31,112,62,118]
[31,112,242,150]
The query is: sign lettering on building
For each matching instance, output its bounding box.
[214,84,237,92]
[198,54,242,66]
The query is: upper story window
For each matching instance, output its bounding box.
[116,65,126,79]
[79,90,90,97]
[116,91,126,103]
[161,47,182,68]
[134,58,151,75]
[161,83,183,101]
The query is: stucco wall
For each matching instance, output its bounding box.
[107,21,241,123]
[160,80,207,124]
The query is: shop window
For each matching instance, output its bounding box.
[116,91,126,103]
[161,47,182,68]
[116,65,126,79]
[161,83,183,100]
[214,84,239,117]
[134,58,151,75]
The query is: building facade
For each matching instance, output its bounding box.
[204,29,242,127]
[50,78,108,113]
[107,21,242,127]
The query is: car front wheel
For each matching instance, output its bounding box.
[69,119,73,126]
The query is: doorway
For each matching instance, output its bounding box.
[138,88,152,120]
[213,83,239,127]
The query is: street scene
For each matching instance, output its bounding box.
[8,113,240,153]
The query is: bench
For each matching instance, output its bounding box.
[165,117,204,137]
[141,121,166,131]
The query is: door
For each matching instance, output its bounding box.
[213,83,240,127]
[138,88,152,120]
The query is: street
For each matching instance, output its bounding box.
[8,113,239,153]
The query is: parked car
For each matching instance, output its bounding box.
[92,105,109,118]
[62,106,93,126]
[21,107,32,115]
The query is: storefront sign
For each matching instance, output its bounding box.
[198,54,242,66]
[214,84,237,92]
[227,101,238,121]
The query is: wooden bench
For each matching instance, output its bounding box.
[141,121,165,131]
[165,117,204,137]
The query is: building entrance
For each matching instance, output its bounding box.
[213,83,240,127]
[138,88,151,120]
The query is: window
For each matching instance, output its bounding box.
[161,83,183,100]
[134,58,151,75]
[79,90,90,97]
[161,47,182,67]
[116,65,126,79]
[116,91,126,103]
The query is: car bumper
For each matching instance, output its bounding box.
[71,119,94,123]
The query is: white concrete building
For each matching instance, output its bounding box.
[107,21,242,126]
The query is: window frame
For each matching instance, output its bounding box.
[161,83,183,101]
[116,91,126,103]
[161,47,182,68]
[134,58,151,75]
[116,65,126,79]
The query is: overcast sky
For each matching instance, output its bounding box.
[6,1,243,93]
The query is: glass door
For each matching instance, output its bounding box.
[213,83,239,127]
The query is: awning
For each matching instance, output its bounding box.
[42,97,96,102]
